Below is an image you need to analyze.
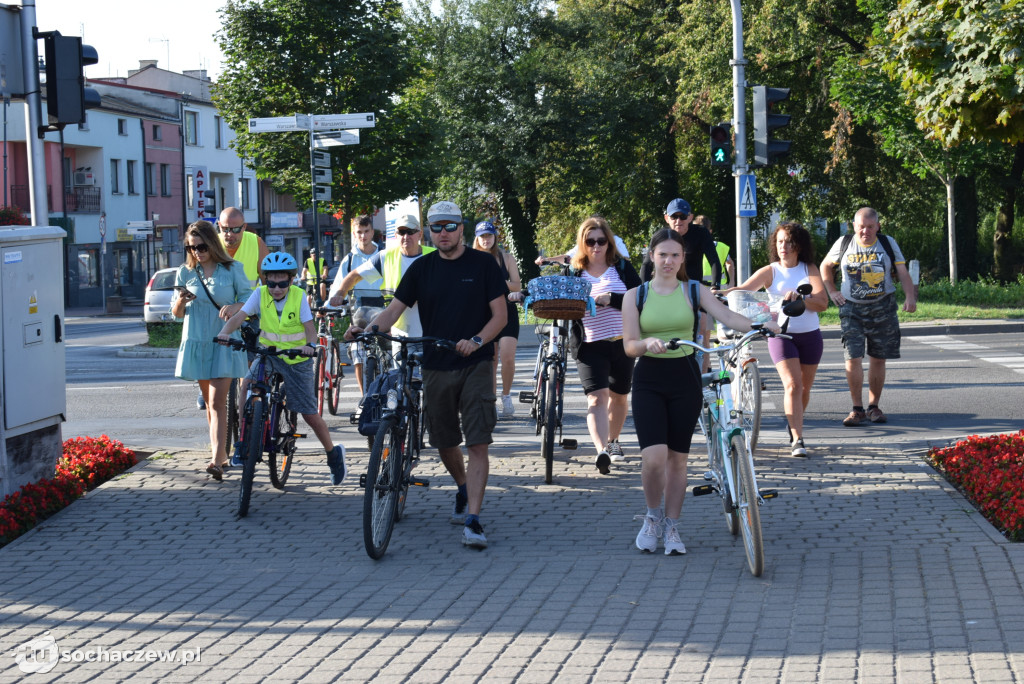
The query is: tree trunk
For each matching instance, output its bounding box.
[945,177,957,284]
[994,142,1024,282]
[954,175,978,281]
[497,176,540,282]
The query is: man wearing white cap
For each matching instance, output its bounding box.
[345,200,507,550]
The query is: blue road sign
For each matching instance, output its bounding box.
[738,174,757,218]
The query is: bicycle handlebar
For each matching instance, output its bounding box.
[214,335,315,359]
[666,324,790,356]
[353,327,457,352]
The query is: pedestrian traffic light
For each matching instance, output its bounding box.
[42,31,100,126]
[752,85,791,167]
[710,123,732,168]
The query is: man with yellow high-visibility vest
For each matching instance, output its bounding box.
[217,207,269,289]
[301,248,328,305]
[328,213,435,343]
[217,252,348,485]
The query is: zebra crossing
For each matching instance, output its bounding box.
[906,334,1024,374]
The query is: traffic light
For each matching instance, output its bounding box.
[710,123,732,167]
[42,31,100,125]
[752,85,791,167]
[202,190,216,219]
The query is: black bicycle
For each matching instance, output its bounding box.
[354,328,456,559]
[215,327,308,517]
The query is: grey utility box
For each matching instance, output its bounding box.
[0,225,67,498]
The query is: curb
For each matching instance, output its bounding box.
[116,347,178,358]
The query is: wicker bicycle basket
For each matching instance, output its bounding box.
[531,298,587,321]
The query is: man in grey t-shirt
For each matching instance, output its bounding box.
[821,207,917,426]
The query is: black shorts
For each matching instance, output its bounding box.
[499,301,520,341]
[575,338,635,395]
[631,355,703,453]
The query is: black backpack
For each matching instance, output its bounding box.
[635,279,701,344]
[357,369,402,437]
[839,232,898,278]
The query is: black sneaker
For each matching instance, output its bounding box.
[596,451,611,475]
[462,519,487,549]
[790,439,807,457]
[450,490,468,525]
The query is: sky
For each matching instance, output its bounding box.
[32,0,227,80]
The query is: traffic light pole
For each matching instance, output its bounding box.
[729,0,752,283]
[18,1,47,224]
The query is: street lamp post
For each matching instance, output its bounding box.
[729,0,752,283]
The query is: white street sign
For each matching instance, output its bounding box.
[313,151,331,168]
[312,130,360,148]
[125,220,154,229]
[314,185,332,201]
[248,114,311,133]
[314,168,332,184]
[311,113,375,130]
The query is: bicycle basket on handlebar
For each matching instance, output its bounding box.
[357,368,402,437]
[524,275,593,321]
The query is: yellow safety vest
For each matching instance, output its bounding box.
[702,241,731,287]
[220,231,260,287]
[382,246,436,290]
[259,285,307,364]
[305,257,327,284]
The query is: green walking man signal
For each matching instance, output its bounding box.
[710,123,732,168]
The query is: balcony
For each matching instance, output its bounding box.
[8,185,101,214]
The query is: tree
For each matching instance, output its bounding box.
[214,0,437,236]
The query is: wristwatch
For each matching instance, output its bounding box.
[471,336,483,346]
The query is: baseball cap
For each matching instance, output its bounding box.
[475,221,497,236]
[394,214,421,231]
[665,198,692,217]
[426,201,462,224]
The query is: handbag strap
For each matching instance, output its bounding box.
[195,268,224,309]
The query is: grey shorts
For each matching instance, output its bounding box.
[839,295,901,360]
[347,341,367,365]
[423,360,496,449]
[247,355,317,415]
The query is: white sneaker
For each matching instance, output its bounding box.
[634,514,662,553]
[501,394,515,418]
[663,523,687,555]
[607,440,624,461]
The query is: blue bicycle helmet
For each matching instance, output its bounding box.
[261,252,298,272]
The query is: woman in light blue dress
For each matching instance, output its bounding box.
[171,220,252,480]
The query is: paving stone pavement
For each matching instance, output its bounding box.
[3,426,1024,682]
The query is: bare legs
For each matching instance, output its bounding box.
[640,445,689,519]
[438,444,489,516]
[586,388,628,452]
[845,356,886,407]
[774,358,819,441]
[200,377,232,467]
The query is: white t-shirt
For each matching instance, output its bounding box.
[240,288,314,323]
[352,251,424,337]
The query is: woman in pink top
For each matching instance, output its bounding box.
[567,216,642,473]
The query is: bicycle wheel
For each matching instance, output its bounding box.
[363,416,402,559]
[708,408,738,536]
[327,341,343,415]
[731,433,764,576]
[395,412,416,522]
[226,379,239,448]
[313,346,326,416]
[540,370,558,484]
[237,397,264,518]
[268,382,298,490]
[737,361,762,453]
[533,369,545,437]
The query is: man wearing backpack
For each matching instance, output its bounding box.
[821,207,917,426]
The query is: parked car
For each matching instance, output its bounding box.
[144,268,179,323]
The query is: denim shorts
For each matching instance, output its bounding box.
[247,356,316,415]
[839,294,901,360]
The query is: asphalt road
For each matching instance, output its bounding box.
[62,315,1024,457]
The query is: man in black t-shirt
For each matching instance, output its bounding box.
[640,198,721,284]
[346,200,507,550]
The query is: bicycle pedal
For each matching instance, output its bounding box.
[759,489,779,500]
[409,478,430,488]
[349,413,359,425]
[760,381,767,391]
[293,433,306,439]
[518,391,535,404]
[358,474,367,488]
[560,438,578,450]
[692,484,715,496]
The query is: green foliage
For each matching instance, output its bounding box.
[918,273,1024,306]
[146,322,182,348]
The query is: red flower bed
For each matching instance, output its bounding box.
[928,430,1024,542]
[0,435,136,547]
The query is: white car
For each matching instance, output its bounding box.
[143,267,179,323]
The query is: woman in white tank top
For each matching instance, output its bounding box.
[725,222,828,457]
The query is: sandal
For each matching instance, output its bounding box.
[206,463,224,481]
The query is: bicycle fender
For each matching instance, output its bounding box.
[728,426,744,441]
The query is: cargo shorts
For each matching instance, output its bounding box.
[839,294,901,360]
[423,360,497,449]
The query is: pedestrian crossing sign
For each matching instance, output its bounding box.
[738,174,757,218]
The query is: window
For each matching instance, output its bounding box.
[160,164,171,196]
[127,160,137,194]
[184,110,198,145]
[239,178,250,210]
[145,163,155,196]
[117,118,128,135]
[152,124,162,141]
[110,159,121,194]
[215,115,223,148]
[186,173,194,208]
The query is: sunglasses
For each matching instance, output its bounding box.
[219,224,245,234]
[669,213,689,220]
[396,228,419,236]
[185,243,209,253]
[429,222,460,233]
[585,237,608,247]
[266,279,291,289]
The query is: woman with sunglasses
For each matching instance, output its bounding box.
[566,216,641,473]
[472,221,522,418]
[171,220,253,481]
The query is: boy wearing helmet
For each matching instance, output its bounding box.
[217,252,347,485]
